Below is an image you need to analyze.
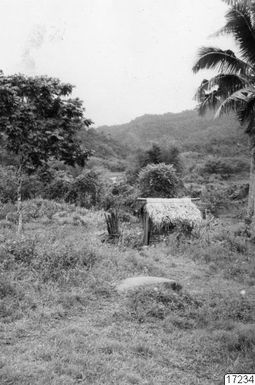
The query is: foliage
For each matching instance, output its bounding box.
[43,169,103,208]
[102,181,140,211]
[145,144,162,165]
[87,156,127,172]
[0,165,43,203]
[138,163,182,198]
[193,2,255,220]
[201,184,230,215]
[21,198,73,220]
[98,110,248,158]
[64,170,102,208]
[79,127,129,161]
[198,156,250,178]
[0,72,92,173]
[43,176,71,202]
[0,165,103,209]
[159,144,184,174]
[127,143,184,183]
[119,224,143,249]
[200,157,235,176]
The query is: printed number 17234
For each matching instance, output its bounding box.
[225,374,255,384]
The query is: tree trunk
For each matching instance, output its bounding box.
[17,168,23,234]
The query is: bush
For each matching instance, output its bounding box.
[201,184,229,215]
[0,166,43,204]
[43,177,71,201]
[160,144,184,175]
[200,157,233,176]
[138,163,182,198]
[44,170,102,208]
[198,156,250,178]
[126,143,184,184]
[102,181,140,211]
[66,170,102,207]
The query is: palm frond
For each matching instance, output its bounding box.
[192,47,251,74]
[194,79,210,102]
[194,73,248,102]
[215,4,255,65]
[236,89,255,133]
[221,0,252,7]
[215,85,255,117]
[196,90,221,116]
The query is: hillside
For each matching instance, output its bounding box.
[79,128,129,160]
[97,110,249,157]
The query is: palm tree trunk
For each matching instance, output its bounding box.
[247,142,255,222]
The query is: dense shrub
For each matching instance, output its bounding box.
[138,163,182,198]
[0,166,19,203]
[160,144,184,175]
[126,143,183,184]
[0,166,43,204]
[201,184,229,215]
[43,177,71,201]
[198,156,250,178]
[44,170,102,208]
[102,181,140,211]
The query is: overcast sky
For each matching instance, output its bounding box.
[0,0,236,126]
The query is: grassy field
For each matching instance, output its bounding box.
[0,202,255,385]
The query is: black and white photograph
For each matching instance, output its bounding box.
[0,1,254,384]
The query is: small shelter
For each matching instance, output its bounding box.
[137,197,202,245]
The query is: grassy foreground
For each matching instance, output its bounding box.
[0,203,255,385]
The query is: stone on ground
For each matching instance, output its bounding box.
[116,276,181,293]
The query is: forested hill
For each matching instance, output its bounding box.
[97,110,249,156]
[79,127,129,159]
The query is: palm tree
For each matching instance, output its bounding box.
[193,0,255,222]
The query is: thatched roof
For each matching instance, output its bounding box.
[143,197,202,227]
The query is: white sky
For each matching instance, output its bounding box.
[0,0,236,126]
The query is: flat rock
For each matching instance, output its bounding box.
[116,276,181,293]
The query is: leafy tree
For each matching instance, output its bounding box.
[193,0,255,223]
[146,144,161,164]
[0,71,92,232]
[126,142,183,184]
[160,144,184,175]
[138,163,181,198]
[66,170,102,208]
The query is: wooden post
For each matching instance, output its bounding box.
[143,212,150,245]
[104,210,120,240]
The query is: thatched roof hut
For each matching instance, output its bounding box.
[143,197,202,228]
